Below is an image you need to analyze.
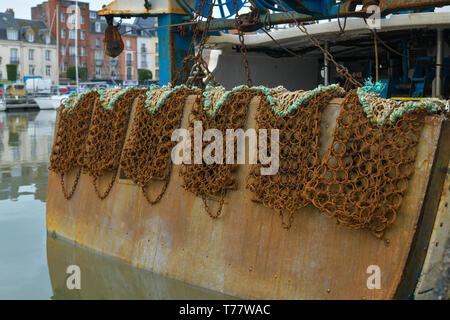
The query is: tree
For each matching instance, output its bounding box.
[67,66,88,81]
[6,64,17,81]
[138,69,152,82]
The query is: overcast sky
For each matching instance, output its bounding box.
[0,0,108,20]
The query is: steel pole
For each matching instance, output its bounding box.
[75,0,79,93]
[324,41,329,85]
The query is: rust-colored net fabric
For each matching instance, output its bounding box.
[303,92,427,237]
[246,90,345,228]
[49,90,98,199]
[180,89,257,218]
[83,88,143,199]
[120,87,195,204]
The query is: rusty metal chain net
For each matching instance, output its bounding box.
[180,88,257,218]
[246,87,346,229]
[303,92,428,237]
[82,88,143,199]
[49,90,98,199]
[120,86,195,204]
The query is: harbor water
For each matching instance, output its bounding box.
[0,110,234,300]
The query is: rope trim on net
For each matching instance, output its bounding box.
[180,86,258,218]
[49,89,98,199]
[246,84,347,229]
[83,87,142,200]
[51,82,448,237]
[202,83,344,116]
[357,79,447,125]
[121,84,197,205]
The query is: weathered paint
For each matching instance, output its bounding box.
[98,0,193,16]
[157,14,192,85]
[46,97,449,299]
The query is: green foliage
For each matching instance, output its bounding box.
[138,69,152,82]
[67,66,88,81]
[6,64,17,81]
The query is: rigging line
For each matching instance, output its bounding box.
[260,28,303,58]
[371,30,406,58]
[119,21,197,35]
[363,17,406,58]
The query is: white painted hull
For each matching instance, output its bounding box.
[34,96,65,110]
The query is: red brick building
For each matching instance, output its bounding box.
[88,13,137,82]
[120,31,138,82]
[31,0,90,80]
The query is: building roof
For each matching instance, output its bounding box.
[15,18,56,44]
[0,12,19,40]
[0,12,55,45]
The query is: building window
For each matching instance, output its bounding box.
[126,39,131,49]
[28,49,34,60]
[68,13,75,25]
[80,46,85,56]
[155,55,159,67]
[81,15,85,25]
[46,65,51,76]
[141,54,147,68]
[155,69,159,79]
[29,65,35,76]
[69,45,76,56]
[45,35,50,44]
[45,50,51,60]
[126,53,132,65]
[155,42,158,52]
[60,12,65,23]
[61,28,65,39]
[90,11,97,19]
[7,28,18,40]
[62,62,67,72]
[80,30,85,40]
[127,67,132,80]
[69,29,76,39]
[95,67,102,77]
[95,22,101,33]
[96,38,100,48]
[10,48,18,63]
[61,44,66,56]
[27,33,34,42]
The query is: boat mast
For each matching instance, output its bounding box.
[56,4,60,94]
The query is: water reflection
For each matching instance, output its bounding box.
[0,111,55,202]
[0,111,235,300]
[47,236,235,300]
[0,111,55,299]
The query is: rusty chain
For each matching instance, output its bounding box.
[232,0,253,87]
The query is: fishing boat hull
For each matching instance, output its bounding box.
[46,96,450,299]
